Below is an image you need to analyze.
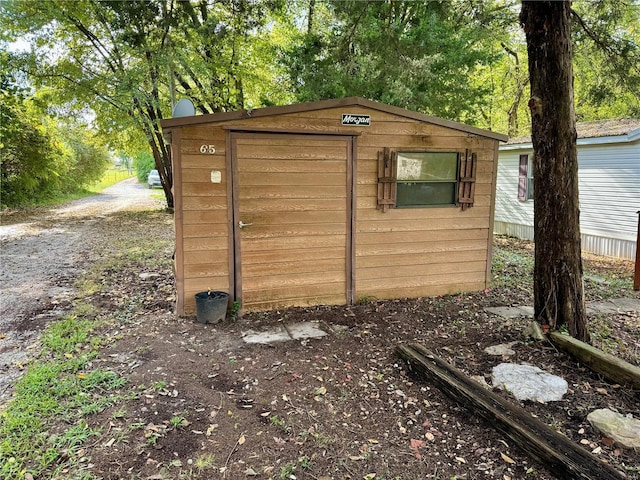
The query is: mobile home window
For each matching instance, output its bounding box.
[396,152,459,207]
[518,154,534,201]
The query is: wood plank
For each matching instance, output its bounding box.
[182,210,228,225]
[240,185,346,200]
[239,172,345,186]
[240,234,346,252]
[239,223,346,238]
[180,125,226,141]
[357,211,490,230]
[357,195,492,210]
[356,220,489,239]
[396,344,625,480]
[242,247,344,264]
[549,331,640,389]
[184,262,229,278]
[243,258,346,277]
[357,261,487,281]
[182,196,229,211]
[183,236,229,252]
[243,269,345,290]
[357,207,491,221]
[183,224,227,238]
[238,159,347,173]
[358,262,485,293]
[184,250,229,265]
[181,153,226,169]
[357,134,488,150]
[239,198,347,213]
[181,183,228,197]
[356,249,487,269]
[242,294,347,312]
[357,281,487,301]
[357,238,488,256]
[236,210,346,225]
[242,283,345,305]
[234,145,347,161]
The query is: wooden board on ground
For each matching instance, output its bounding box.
[395,343,626,480]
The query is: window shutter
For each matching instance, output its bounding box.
[458,149,477,211]
[518,154,529,201]
[377,147,396,212]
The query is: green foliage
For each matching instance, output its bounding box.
[133,150,156,183]
[0,56,112,208]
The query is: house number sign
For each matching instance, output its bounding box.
[199,144,216,154]
[341,114,371,126]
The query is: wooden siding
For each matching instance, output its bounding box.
[496,140,639,259]
[167,103,501,315]
[179,125,230,314]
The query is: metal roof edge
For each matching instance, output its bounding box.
[500,131,640,151]
[160,97,508,141]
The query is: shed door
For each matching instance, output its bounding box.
[231,133,353,311]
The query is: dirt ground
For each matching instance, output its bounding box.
[0,186,638,480]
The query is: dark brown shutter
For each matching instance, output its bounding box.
[377,147,396,212]
[518,154,529,201]
[458,150,477,211]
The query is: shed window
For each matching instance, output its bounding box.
[518,154,534,201]
[396,152,459,207]
[377,148,476,212]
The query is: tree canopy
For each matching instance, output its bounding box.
[1,0,638,208]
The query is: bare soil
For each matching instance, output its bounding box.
[1,187,638,480]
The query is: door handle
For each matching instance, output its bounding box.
[238,221,253,229]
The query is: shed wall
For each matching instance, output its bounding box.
[172,105,499,314]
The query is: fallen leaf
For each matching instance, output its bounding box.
[501,452,516,464]
[238,434,246,445]
[596,388,608,395]
[455,457,466,464]
[103,438,116,447]
[244,467,258,476]
[592,446,602,454]
[410,438,425,460]
[504,475,512,480]
[364,474,376,480]
[425,432,435,442]
[315,386,327,396]
[368,438,379,444]
[602,436,615,447]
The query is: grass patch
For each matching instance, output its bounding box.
[85,169,135,194]
[0,313,129,480]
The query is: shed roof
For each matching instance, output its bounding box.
[506,118,640,145]
[161,96,508,142]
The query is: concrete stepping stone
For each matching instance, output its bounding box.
[242,321,328,344]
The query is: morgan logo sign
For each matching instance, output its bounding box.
[341,114,371,126]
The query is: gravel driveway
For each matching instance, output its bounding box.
[0,178,165,402]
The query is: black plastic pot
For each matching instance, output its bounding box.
[194,291,229,324]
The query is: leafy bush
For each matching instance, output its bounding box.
[133,150,155,183]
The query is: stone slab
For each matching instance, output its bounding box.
[587,408,640,451]
[492,363,568,403]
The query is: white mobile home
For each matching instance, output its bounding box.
[495,119,640,259]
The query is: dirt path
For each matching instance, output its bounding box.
[0,178,165,402]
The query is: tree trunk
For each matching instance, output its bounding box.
[520,1,589,341]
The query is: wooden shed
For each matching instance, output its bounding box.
[160,97,507,315]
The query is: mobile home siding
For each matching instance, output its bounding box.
[495,132,640,259]
[163,98,506,315]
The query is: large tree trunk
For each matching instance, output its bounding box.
[520,1,589,342]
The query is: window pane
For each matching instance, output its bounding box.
[397,182,456,206]
[397,152,458,181]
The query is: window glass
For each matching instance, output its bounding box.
[397,152,458,181]
[396,152,458,207]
